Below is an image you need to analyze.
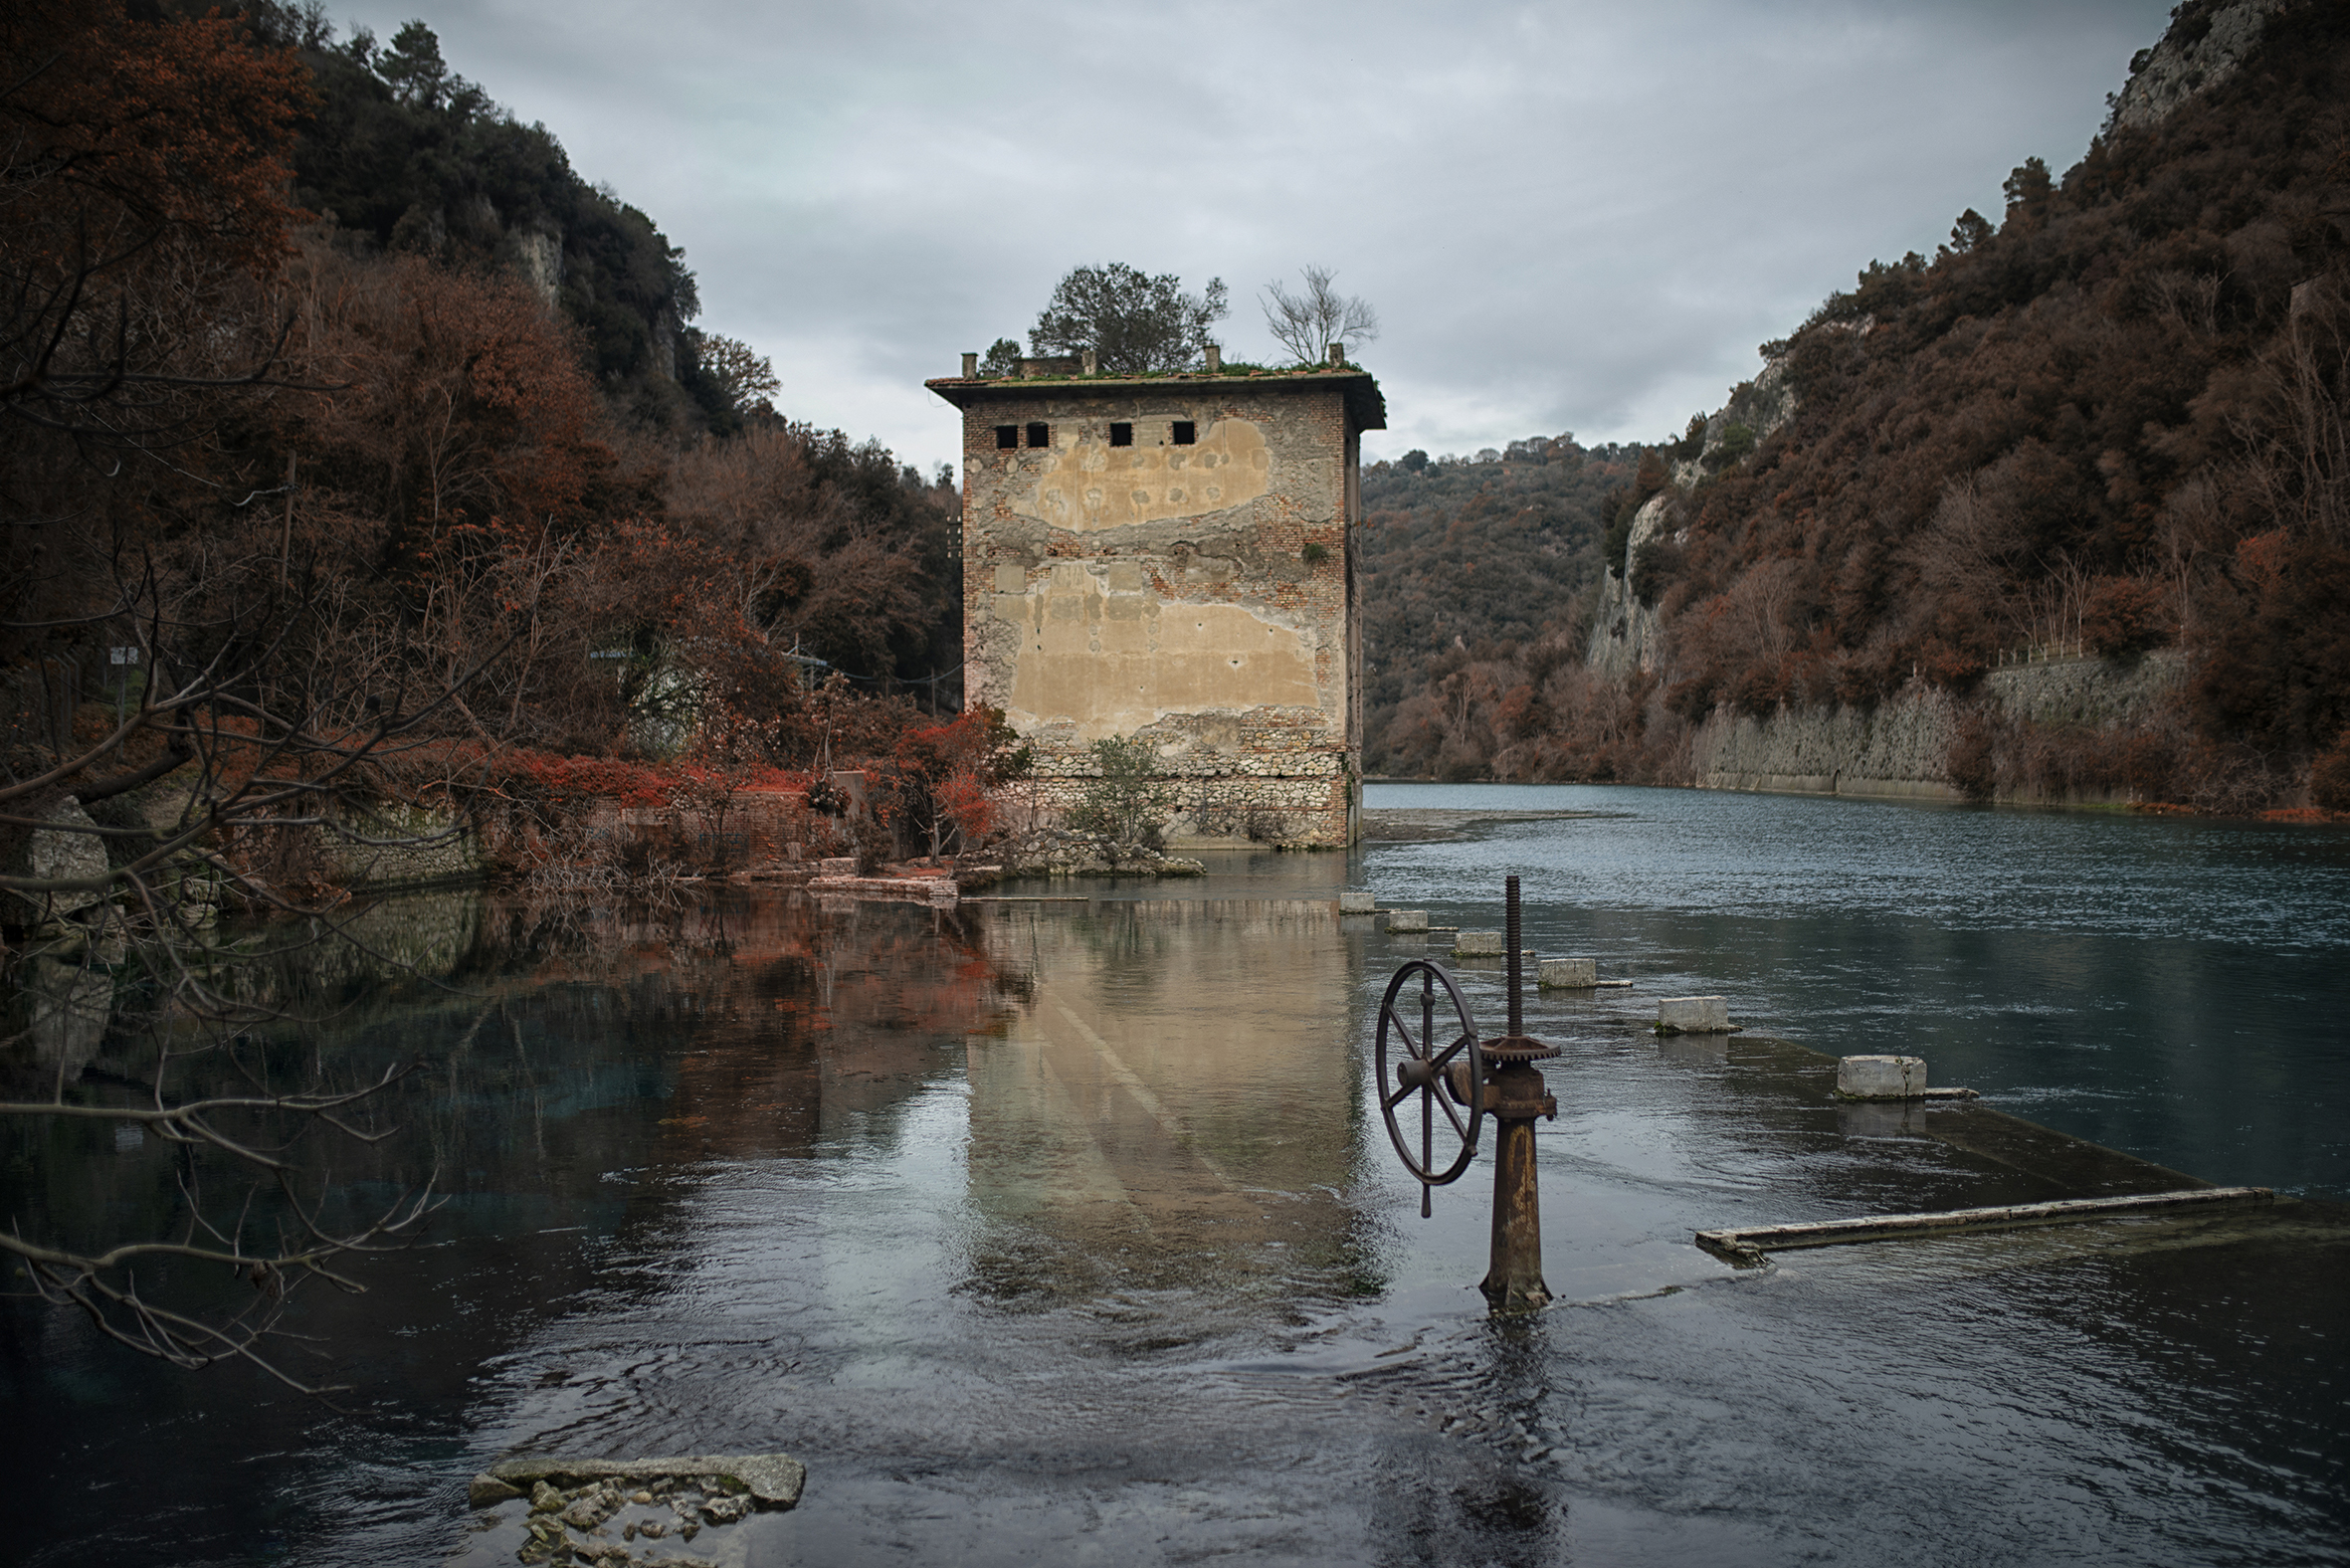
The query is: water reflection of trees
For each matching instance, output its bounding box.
[0,888,1023,1394]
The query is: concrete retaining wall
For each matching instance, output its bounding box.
[1689,651,2186,804]
[1691,687,1967,801]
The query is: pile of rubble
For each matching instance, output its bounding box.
[467,1454,802,1565]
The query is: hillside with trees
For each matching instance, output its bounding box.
[1356,441,1631,777]
[0,0,1015,1379]
[2,0,975,904]
[1386,0,2350,812]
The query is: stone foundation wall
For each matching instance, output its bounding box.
[1012,703,1351,847]
[1007,755,1350,849]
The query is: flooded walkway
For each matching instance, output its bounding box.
[4,787,2347,1564]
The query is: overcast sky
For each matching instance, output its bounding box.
[349,0,2177,476]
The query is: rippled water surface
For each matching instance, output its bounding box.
[1357,783,2350,1199]
[2,786,2344,1566]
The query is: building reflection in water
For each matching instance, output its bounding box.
[963,898,1379,1306]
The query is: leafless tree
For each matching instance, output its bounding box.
[0,541,501,1395]
[0,5,506,1397]
[1261,265,1380,365]
[2235,275,2350,546]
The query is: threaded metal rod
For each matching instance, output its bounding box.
[1505,875,1522,1037]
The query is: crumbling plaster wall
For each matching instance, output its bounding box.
[961,384,1359,846]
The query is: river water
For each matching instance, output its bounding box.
[2,785,2344,1565]
[1355,783,2350,1200]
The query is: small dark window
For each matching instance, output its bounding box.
[1026,422,1050,448]
[1171,421,1196,445]
[994,425,1019,450]
[1108,422,1133,448]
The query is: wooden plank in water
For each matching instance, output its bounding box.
[1695,1186,2276,1267]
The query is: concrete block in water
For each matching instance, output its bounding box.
[1657,996,1730,1034]
[1385,909,1429,932]
[1838,1055,1927,1099]
[1453,930,1503,957]
[1539,957,1597,989]
[1338,890,1376,913]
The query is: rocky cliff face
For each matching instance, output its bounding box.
[1585,358,1797,684]
[511,225,564,306]
[1674,358,1796,489]
[2108,0,2285,132]
[1584,491,1671,684]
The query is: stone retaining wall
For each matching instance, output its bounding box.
[1983,650,2184,728]
[323,801,485,890]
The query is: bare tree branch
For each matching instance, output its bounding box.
[1261,265,1380,365]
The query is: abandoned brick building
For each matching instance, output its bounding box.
[927,349,1386,847]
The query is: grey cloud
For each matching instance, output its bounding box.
[360,0,2175,472]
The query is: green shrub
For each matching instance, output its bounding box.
[1065,734,1175,851]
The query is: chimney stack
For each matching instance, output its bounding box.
[1206,343,1222,372]
[1081,348,1097,376]
[961,351,978,378]
[1327,341,1346,366]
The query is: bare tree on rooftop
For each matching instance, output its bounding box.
[1261,266,1380,366]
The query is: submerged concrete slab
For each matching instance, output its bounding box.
[1696,1186,2276,1267]
[1839,1054,1926,1099]
[809,875,958,908]
[1338,890,1375,913]
[1385,909,1428,932]
[1839,1099,1930,1140]
[1453,930,1503,956]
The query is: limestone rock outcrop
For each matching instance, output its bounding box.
[2108,0,2285,132]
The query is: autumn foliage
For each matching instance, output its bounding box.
[1621,3,2350,805]
[2,0,980,895]
[1366,0,2350,810]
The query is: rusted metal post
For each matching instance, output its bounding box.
[1483,1103,1546,1307]
[1479,875,1558,1311]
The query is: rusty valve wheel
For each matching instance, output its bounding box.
[1376,959,1485,1217]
